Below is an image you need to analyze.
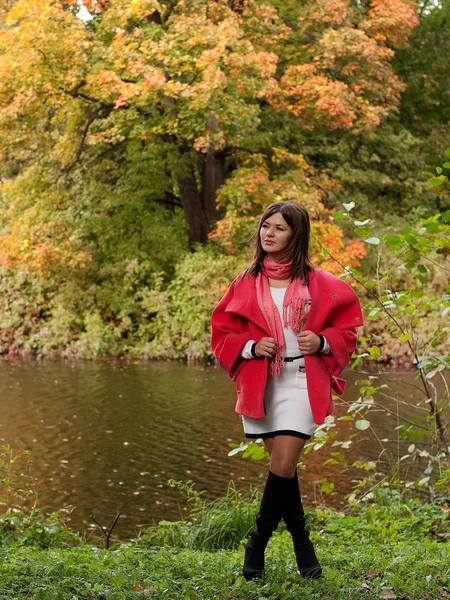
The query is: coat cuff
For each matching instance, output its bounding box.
[321,336,331,354]
[216,332,254,378]
[320,327,357,371]
[241,339,257,359]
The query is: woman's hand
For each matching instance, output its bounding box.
[296,330,321,355]
[255,337,277,357]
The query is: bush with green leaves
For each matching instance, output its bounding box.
[142,247,247,361]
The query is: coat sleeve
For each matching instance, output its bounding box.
[210,280,253,381]
[318,278,363,374]
[320,326,358,373]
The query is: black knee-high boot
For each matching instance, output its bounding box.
[283,471,322,578]
[243,471,286,581]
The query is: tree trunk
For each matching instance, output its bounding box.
[200,148,224,228]
[176,149,226,246]
[177,170,209,246]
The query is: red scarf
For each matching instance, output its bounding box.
[255,258,309,376]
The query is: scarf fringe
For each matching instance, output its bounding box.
[270,347,285,377]
[283,297,308,331]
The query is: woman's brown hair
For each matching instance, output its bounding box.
[244,202,314,283]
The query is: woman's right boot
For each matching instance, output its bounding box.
[283,472,322,578]
[243,470,284,581]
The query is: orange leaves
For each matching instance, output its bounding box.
[360,0,419,48]
[216,164,270,215]
[70,0,107,12]
[0,218,89,276]
[321,0,353,26]
[0,171,90,276]
[113,94,128,109]
[269,0,415,132]
[208,214,254,254]
[311,221,367,280]
[313,26,406,119]
[85,1,283,153]
[214,150,332,253]
[345,241,368,263]
[193,131,226,153]
[274,64,356,130]
[300,0,354,28]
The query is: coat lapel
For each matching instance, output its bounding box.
[224,278,271,336]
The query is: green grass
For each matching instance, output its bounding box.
[1,494,449,599]
[0,529,449,599]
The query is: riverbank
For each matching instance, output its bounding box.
[1,496,449,599]
[1,251,449,368]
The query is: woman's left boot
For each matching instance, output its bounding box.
[283,472,322,578]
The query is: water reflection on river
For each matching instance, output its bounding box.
[0,359,434,539]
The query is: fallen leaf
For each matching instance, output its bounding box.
[380,590,396,599]
[365,568,381,579]
[133,584,143,592]
[440,590,450,597]
[361,582,371,590]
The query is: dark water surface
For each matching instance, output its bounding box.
[0,359,435,539]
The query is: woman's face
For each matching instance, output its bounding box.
[260,212,293,261]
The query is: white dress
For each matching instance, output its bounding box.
[241,286,317,440]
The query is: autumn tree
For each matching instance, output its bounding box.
[0,0,289,253]
[0,0,446,359]
[0,0,422,263]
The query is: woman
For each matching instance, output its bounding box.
[210,201,363,580]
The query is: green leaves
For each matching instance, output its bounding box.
[398,333,412,343]
[429,177,446,186]
[424,151,450,187]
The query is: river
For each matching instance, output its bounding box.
[0,359,438,539]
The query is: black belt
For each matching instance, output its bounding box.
[284,355,303,362]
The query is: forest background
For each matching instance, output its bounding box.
[0,3,450,596]
[0,0,449,364]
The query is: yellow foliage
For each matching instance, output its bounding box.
[0,173,89,276]
[311,221,367,281]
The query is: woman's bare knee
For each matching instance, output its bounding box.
[269,436,306,477]
[269,456,297,478]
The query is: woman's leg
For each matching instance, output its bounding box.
[244,436,306,580]
[268,435,306,477]
[245,435,321,579]
[263,436,274,456]
[267,435,321,578]
[264,435,321,577]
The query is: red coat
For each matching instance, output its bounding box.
[211,268,364,424]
